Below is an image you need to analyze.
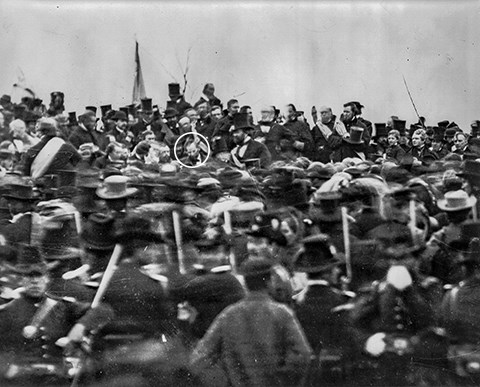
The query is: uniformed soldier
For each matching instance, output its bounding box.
[0,243,113,385]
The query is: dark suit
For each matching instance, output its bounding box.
[68,125,98,149]
[283,119,314,159]
[253,122,293,161]
[231,138,272,168]
[166,97,192,116]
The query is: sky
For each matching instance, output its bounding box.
[0,0,479,129]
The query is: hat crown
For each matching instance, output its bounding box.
[348,127,364,144]
[140,98,153,112]
[232,113,253,131]
[103,176,128,195]
[444,190,471,208]
[168,83,181,96]
[15,244,47,274]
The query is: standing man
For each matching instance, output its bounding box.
[166,83,192,116]
[195,83,222,108]
[130,98,162,142]
[190,258,312,387]
[212,99,240,152]
[341,101,371,145]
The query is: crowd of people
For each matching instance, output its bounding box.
[0,82,480,386]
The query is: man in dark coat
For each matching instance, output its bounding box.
[282,104,314,159]
[211,98,239,152]
[311,106,344,163]
[68,110,98,149]
[341,101,371,145]
[194,83,222,108]
[190,258,312,387]
[194,100,217,141]
[129,98,163,142]
[106,111,134,149]
[230,113,272,169]
[166,83,192,116]
[407,128,438,166]
[252,106,293,161]
[21,118,82,179]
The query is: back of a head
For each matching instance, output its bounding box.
[240,258,273,292]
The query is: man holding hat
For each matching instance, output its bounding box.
[68,110,98,150]
[230,112,271,169]
[0,243,113,385]
[190,257,312,387]
[96,175,138,218]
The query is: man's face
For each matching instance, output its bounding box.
[158,147,171,163]
[115,119,128,131]
[411,134,424,148]
[211,108,222,120]
[320,108,333,124]
[432,140,442,152]
[179,118,192,132]
[284,105,295,122]
[84,116,97,131]
[22,273,49,298]
[145,133,156,142]
[166,116,178,129]
[186,144,199,160]
[454,134,468,149]
[228,102,240,116]
[111,146,128,161]
[205,84,215,97]
[196,103,209,119]
[232,129,246,144]
[342,106,354,122]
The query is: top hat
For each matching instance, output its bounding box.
[392,119,407,135]
[50,91,64,99]
[456,238,480,266]
[230,112,255,132]
[68,112,77,125]
[374,123,388,138]
[80,213,116,250]
[344,127,364,144]
[100,104,113,117]
[437,190,476,212]
[119,107,129,117]
[168,83,181,97]
[96,175,138,200]
[294,234,339,273]
[85,106,97,114]
[3,183,38,201]
[140,98,153,113]
[13,244,48,275]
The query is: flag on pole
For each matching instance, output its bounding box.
[132,41,146,104]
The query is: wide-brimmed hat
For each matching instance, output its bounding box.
[3,183,38,201]
[344,127,364,144]
[437,190,476,212]
[80,213,116,250]
[13,244,48,275]
[100,104,113,118]
[96,175,138,200]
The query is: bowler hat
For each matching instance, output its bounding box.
[96,175,138,200]
[437,190,476,212]
[80,213,116,250]
[231,112,255,132]
[111,110,128,121]
[294,234,339,273]
[164,107,179,119]
[444,128,457,138]
[344,127,364,144]
[13,244,48,275]
[168,83,181,97]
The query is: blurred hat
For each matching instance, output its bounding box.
[111,110,127,121]
[85,106,97,114]
[80,213,116,250]
[0,94,11,104]
[239,257,273,277]
[438,120,450,128]
[114,214,164,243]
[164,107,179,119]
[457,238,480,266]
[68,112,77,125]
[295,234,339,273]
[76,169,102,189]
[344,127,364,144]
[40,218,81,261]
[217,167,244,189]
[246,211,287,246]
[457,160,480,178]
[437,190,476,212]
[444,128,458,138]
[96,175,138,200]
[229,201,264,228]
[450,222,480,250]
[3,183,38,201]
[306,163,335,180]
[13,244,47,275]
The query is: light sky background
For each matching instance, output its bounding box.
[0,1,479,129]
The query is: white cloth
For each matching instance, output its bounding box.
[30,137,65,179]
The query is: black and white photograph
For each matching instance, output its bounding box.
[0,0,479,386]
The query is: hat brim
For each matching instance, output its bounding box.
[343,138,364,145]
[229,126,255,133]
[437,196,477,212]
[3,194,38,201]
[96,187,139,200]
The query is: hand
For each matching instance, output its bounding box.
[67,323,86,343]
[365,332,386,356]
[386,265,413,291]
